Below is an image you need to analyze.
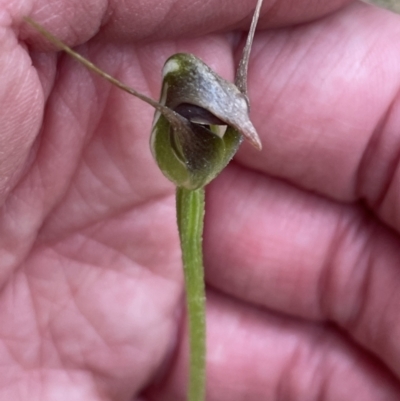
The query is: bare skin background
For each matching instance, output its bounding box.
[1,0,400,400]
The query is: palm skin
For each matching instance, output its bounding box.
[2,0,400,399]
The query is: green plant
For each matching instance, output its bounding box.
[25,2,263,399]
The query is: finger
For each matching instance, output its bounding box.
[0,9,48,283]
[22,0,352,46]
[240,2,400,230]
[146,291,400,400]
[0,20,43,199]
[204,163,400,380]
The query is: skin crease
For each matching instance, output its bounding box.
[2,0,400,399]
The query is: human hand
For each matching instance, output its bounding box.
[2,0,400,400]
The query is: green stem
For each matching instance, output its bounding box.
[176,186,206,401]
